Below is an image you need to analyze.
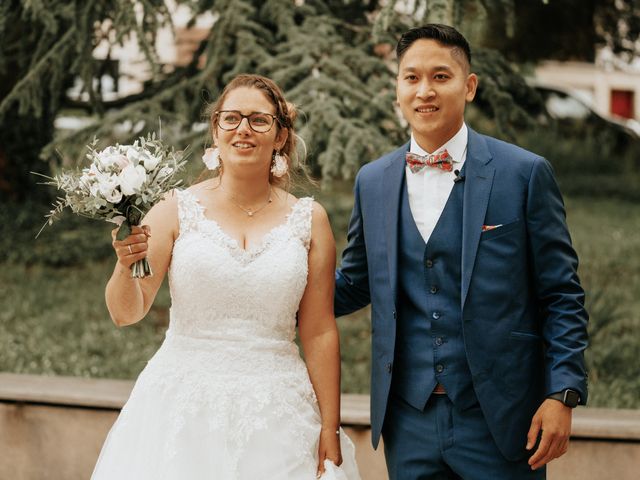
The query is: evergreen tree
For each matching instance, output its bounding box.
[0,0,176,201]
[1,0,638,201]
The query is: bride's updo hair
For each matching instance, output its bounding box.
[205,74,311,189]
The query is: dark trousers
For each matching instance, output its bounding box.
[382,393,546,480]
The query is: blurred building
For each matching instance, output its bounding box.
[535,58,640,127]
[67,2,215,102]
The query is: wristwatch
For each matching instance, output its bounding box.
[548,389,580,408]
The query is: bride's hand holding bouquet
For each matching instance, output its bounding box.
[36,133,186,278]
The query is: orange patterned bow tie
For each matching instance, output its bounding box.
[405,150,454,173]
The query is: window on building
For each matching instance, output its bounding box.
[610,90,634,119]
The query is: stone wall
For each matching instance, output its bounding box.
[1,373,639,480]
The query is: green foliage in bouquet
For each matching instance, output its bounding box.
[35,133,187,276]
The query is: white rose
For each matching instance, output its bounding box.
[98,174,122,204]
[104,188,123,204]
[126,147,141,165]
[143,153,160,171]
[113,154,130,170]
[89,182,100,196]
[119,165,147,195]
[88,163,100,176]
[96,147,118,168]
[79,171,93,185]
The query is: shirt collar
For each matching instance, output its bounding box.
[409,123,468,165]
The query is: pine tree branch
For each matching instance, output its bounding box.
[0,26,76,119]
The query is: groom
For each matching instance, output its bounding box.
[335,24,588,479]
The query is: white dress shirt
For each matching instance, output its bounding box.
[406,123,468,243]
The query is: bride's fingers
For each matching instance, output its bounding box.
[113,233,149,250]
[324,453,343,467]
[122,243,147,255]
[123,242,148,259]
[316,451,326,477]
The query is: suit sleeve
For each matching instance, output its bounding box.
[334,173,372,317]
[526,157,589,403]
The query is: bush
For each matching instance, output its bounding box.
[466,105,640,202]
[1,199,113,266]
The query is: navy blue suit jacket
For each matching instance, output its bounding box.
[334,128,589,460]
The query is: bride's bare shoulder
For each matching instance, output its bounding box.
[160,178,217,215]
[272,187,311,207]
[184,178,218,198]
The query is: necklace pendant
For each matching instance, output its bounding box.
[247,211,254,217]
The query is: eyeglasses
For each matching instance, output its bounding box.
[215,110,278,133]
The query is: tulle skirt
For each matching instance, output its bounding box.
[91,335,361,479]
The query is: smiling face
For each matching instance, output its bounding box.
[396,39,477,152]
[213,86,287,175]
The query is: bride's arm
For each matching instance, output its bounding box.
[105,192,178,327]
[297,201,343,472]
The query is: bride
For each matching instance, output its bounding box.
[92,74,361,479]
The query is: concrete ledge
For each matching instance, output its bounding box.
[3,373,639,437]
[0,373,373,423]
[0,373,132,410]
[1,373,639,480]
[570,408,640,440]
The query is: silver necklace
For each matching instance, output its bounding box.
[222,184,272,217]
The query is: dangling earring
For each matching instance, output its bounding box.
[271,151,289,177]
[202,147,221,171]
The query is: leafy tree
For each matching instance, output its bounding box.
[0,0,175,201]
[377,0,640,63]
[0,0,403,202]
[2,0,639,202]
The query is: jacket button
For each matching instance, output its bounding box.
[386,363,393,373]
[436,364,444,373]
[425,259,434,268]
[435,337,444,346]
[430,285,438,294]
[393,310,397,320]
[432,311,441,320]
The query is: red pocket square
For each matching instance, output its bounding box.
[482,224,503,232]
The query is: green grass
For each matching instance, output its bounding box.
[0,261,169,379]
[564,197,640,408]
[1,195,639,408]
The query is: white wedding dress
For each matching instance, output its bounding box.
[92,190,361,480]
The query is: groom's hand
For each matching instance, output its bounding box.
[526,398,572,470]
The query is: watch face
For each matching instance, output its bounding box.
[565,390,580,407]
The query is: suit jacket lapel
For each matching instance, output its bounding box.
[461,130,495,308]
[383,143,409,306]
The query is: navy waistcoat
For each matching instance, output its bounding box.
[391,173,477,411]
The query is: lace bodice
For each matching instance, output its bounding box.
[167,189,313,344]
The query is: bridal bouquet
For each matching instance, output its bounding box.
[37,133,187,278]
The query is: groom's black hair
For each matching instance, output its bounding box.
[396,24,471,69]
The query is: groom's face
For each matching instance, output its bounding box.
[396,39,477,152]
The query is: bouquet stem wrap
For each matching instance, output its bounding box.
[117,206,152,278]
